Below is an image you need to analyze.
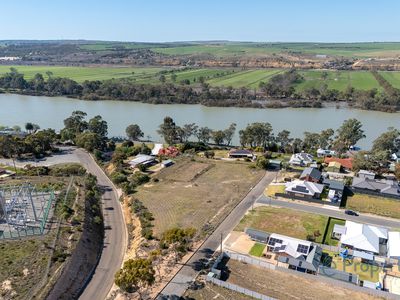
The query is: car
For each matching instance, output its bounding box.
[345,210,359,216]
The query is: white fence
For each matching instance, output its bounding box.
[206,276,275,300]
[225,251,276,270]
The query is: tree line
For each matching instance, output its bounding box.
[1,68,399,112]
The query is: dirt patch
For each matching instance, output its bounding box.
[226,259,380,300]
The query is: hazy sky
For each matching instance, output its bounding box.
[1,0,399,42]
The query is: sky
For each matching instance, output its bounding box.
[1,0,400,42]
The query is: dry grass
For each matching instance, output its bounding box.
[185,282,253,300]
[134,157,264,237]
[226,259,381,300]
[346,193,400,219]
[235,206,328,243]
[264,184,285,197]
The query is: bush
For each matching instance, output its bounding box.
[255,156,269,169]
[49,163,86,177]
[130,172,150,186]
[111,172,128,184]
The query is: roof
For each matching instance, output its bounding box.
[245,228,270,243]
[300,167,322,180]
[129,154,155,166]
[328,161,341,168]
[333,224,346,234]
[151,143,163,156]
[268,233,312,258]
[285,180,325,196]
[388,231,400,258]
[323,179,345,191]
[269,159,282,165]
[340,221,388,254]
[358,170,376,177]
[289,153,314,163]
[353,250,374,260]
[352,177,400,197]
[324,157,353,170]
[229,149,253,155]
[161,159,174,165]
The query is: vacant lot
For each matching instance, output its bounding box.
[0,65,164,82]
[264,184,285,197]
[235,206,328,243]
[0,235,54,299]
[135,158,264,237]
[226,259,380,300]
[185,282,253,300]
[346,193,400,219]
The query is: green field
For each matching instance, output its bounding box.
[207,69,283,88]
[0,65,164,82]
[152,42,400,58]
[379,71,400,89]
[295,70,383,92]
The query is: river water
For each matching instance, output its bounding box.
[1,94,399,149]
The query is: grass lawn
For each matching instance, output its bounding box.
[264,184,285,197]
[323,217,345,246]
[134,157,264,237]
[346,193,400,219]
[249,243,266,257]
[235,206,328,243]
[379,71,400,89]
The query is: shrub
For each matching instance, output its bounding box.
[49,163,86,177]
[111,172,128,184]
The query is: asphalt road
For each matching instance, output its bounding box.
[158,171,278,298]
[258,196,400,228]
[74,149,127,300]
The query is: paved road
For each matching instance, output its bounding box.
[159,171,278,298]
[258,196,400,228]
[73,149,127,300]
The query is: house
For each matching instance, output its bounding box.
[358,170,376,180]
[351,176,400,198]
[151,143,163,156]
[326,161,341,173]
[388,231,400,259]
[333,221,388,255]
[267,233,322,274]
[129,154,156,168]
[269,159,282,170]
[324,157,353,171]
[228,149,254,159]
[317,148,336,157]
[299,167,321,182]
[289,153,314,166]
[323,178,345,203]
[285,180,325,199]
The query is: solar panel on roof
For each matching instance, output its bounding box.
[268,237,283,246]
[293,186,309,193]
[297,244,309,254]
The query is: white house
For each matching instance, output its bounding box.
[129,154,156,168]
[289,153,314,166]
[388,231,400,259]
[285,180,325,198]
[317,148,336,157]
[334,221,388,255]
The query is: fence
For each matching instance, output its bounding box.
[275,193,340,207]
[225,251,276,270]
[206,276,275,300]
[352,187,400,200]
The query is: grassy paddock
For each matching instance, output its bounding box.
[236,206,328,243]
[346,193,400,219]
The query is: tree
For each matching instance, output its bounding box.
[395,164,400,181]
[171,74,177,82]
[196,127,212,144]
[372,128,399,154]
[114,258,155,296]
[239,122,273,148]
[319,128,334,149]
[179,123,198,142]
[212,130,225,145]
[75,132,104,152]
[159,74,166,83]
[63,111,88,136]
[333,119,365,152]
[303,132,320,151]
[255,156,269,169]
[88,115,108,137]
[276,130,292,151]
[126,124,144,141]
[223,123,236,146]
[157,116,178,144]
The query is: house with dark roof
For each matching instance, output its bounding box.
[300,167,322,183]
[323,178,345,203]
[228,149,254,159]
[285,180,325,199]
[351,176,400,198]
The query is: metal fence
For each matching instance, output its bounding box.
[225,251,276,270]
[275,193,340,207]
[206,276,275,300]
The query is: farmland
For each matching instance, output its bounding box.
[235,206,328,243]
[0,65,164,82]
[207,69,283,88]
[134,157,264,237]
[379,71,400,89]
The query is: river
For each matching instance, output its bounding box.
[1,94,399,149]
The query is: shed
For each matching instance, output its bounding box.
[269,159,282,170]
[161,159,174,168]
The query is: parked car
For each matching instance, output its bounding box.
[345,210,359,216]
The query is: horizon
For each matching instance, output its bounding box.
[1,0,400,42]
